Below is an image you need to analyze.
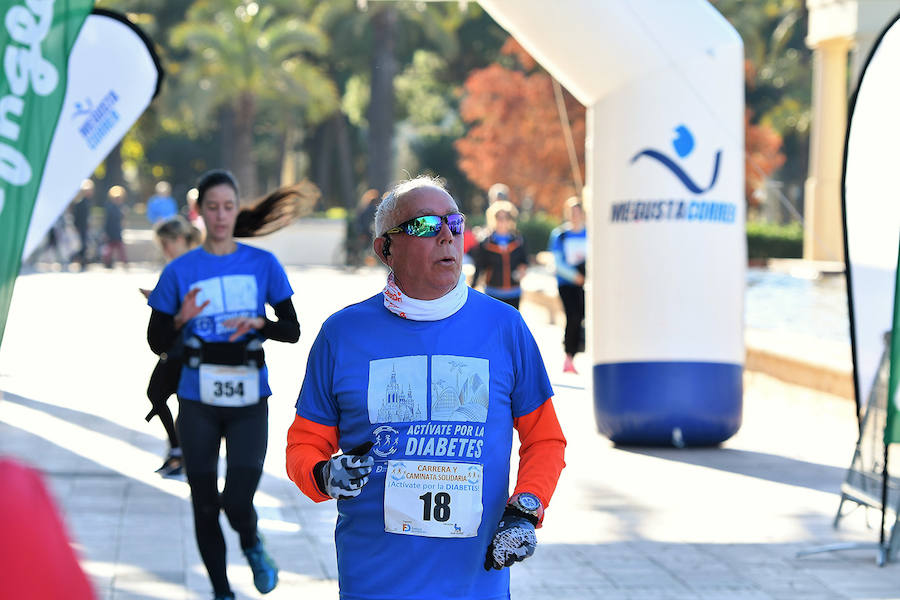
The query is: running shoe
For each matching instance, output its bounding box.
[155,455,183,478]
[563,356,578,374]
[243,535,278,594]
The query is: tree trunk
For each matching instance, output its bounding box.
[233,92,258,198]
[367,6,397,194]
[314,120,335,208]
[334,112,356,209]
[278,127,293,187]
[102,140,124,193]
[219,106,236,174]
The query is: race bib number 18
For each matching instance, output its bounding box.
[384,460,483,538]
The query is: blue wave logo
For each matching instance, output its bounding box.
[631,124,721,194]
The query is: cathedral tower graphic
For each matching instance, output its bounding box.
[376,364,424,423]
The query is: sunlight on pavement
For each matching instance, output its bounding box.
[1,397,190,499]
[82,561,188,600]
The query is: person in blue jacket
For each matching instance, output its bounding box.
[146,169,306,600]
[548,196,587,374]
[146,180,178,224]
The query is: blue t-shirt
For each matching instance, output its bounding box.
[146,194,178,224]
[148,243,293,401]
[548,226,586,286]
[297,290,553,600]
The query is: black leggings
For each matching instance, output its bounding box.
[558,284,585,356]
[146,358,181,449]
[177,398,268,597]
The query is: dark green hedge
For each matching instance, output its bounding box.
[505,216,803,261]
[518,213,560,258]
[746,221,803,260]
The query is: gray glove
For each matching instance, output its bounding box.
[484,492,543,570]
[315,441,374,500]
[484,514,537,570]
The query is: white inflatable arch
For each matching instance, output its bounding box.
[393,0,746,445]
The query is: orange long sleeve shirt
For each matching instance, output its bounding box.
[286,398,566,523]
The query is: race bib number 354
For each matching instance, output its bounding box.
[198,364,260,407]
[384,460,483,538]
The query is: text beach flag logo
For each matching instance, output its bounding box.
[0,2,162,345]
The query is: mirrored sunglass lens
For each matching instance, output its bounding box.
[447,214,465,233]
[403,215,465,236]
[407,216,442,236]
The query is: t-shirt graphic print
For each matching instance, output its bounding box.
[191,274,258,337]
[367,356,427,423]
[431,355,489,422]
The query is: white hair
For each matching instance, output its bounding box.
[374,175,452,237]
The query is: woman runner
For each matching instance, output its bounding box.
[146,169,304,599]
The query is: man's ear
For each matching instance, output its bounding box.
[374,236,391,267]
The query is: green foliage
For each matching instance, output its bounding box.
[396,51,456,133]
[168,2,336,122]
[746,220,803,260]
[711,0,811,203]
[518,213,560,259]
[87,2,517,208]
[342,75,370,128]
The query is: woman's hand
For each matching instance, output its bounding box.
[223,316,265,341]
[174,288,210,329]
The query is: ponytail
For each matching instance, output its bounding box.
[234,181,319,238]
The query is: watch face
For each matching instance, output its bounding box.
[517,493,540,511]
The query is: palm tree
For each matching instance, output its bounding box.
[308,0,458,199]
[170,0,337,197]
[367,5,398,196]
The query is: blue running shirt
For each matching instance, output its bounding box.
[297,290,553,600]
[148,244,293,401]
[548,226,586,286]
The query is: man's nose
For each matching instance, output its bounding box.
[435,220,453,243]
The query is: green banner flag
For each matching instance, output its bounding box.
[886,236,900,444]
[0,1,94,344]
[1,5,162,349]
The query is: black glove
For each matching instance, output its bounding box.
[314,441,374,500]
[484,492,543,570]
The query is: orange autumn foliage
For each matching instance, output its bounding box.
[455,39,585,217]
[745,109,786,205]
[459,46,781,212]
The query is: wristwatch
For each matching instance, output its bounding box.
[505,492,544,525]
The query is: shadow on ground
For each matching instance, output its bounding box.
[0,390,337,600]
[621,446,847,495]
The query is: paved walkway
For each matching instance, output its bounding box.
[1,264,898,599]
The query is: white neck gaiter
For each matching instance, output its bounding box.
[383,272,468,321]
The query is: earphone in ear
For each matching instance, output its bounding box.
[381,236,392,257]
